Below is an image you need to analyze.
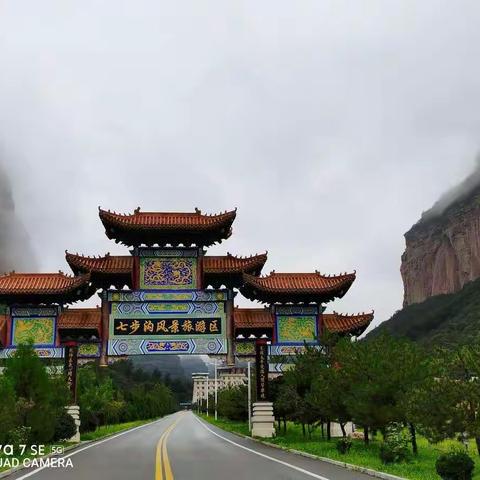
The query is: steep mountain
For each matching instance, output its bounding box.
[367,277,480,349]
[401,163,480,306]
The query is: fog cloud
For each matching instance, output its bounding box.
[421,154,480,222]
[1,1,480,331]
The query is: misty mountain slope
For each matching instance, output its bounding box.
[401,159,480,306]
[0,162,36,272]
[367,277,480,349]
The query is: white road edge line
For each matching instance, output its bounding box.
[14,415,175,479]
[193,415,332,480]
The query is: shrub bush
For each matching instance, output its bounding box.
[380,423,410,464]
[53,411,77,442]
[336,437,352,455]
[8,426,31,446]
[435,450,475,480]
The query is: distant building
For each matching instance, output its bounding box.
[192,368,247,404]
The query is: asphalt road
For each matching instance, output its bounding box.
[8,411,373,480]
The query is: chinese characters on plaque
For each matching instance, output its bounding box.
[256,341,269,401]
[113,317,221,336]
[64,344,78,403]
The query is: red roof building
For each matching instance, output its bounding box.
[233,308,373,338]
[0,272,95,305]
[65,252,133,289]
[65,251,268,289]
[57,307,102,342]
[241,271,356,304]
[99,207,236,247]
[0,207,374,358]
[322,311,374,336]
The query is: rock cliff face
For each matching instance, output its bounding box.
[401,168,480,306]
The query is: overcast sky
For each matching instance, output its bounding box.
[1,1,479,332]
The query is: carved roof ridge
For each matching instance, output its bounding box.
[99,207,237,218]
[247,270,356,279]
[330,310,375,318]
[66,251,112,260]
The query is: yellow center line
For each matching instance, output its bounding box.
[155,414,184,480]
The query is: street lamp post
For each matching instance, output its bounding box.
[214,358,218,420]
[247,361,252,432]
[206,374,209,417]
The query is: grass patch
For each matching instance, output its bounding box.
[80,418,156,441]
[197,413,251,437]
[198,415,480,480]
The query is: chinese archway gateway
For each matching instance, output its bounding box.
[0,208,373,438]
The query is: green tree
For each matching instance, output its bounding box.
[217,385,248,421]
[280,345,328,437]
[409,344,480,455]
[336,333,427,452]
[0,376,17,443]
[273,382,298,433]
[4,343,69,443]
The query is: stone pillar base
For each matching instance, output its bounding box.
[328,421,355,438]
[251,402,275,438]
[66,405,81,443]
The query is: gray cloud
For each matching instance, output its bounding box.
[1,1,480,331]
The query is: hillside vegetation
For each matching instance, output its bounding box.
[368,277,480,348]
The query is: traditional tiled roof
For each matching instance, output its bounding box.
[66,252,132,274]
[323,311,374,335]
[233,307,273,329]
[232,307,374,336]
[0,272,95,305]
[66,251,267,289]
[99,207,236,247]
[58,308,102,330]
[203,253,267,273]
[241,271,356,304]
[203,252,267,288]
[65,252,134,288]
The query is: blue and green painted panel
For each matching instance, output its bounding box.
[108,290,227,302]
[78,343,101,358]
[274,305,319,345]
[107,288,228,356]
[0,344,99,359]
[11,317,56,346]
[10,306,59,347]
[234,341,256,356]
[137,248,199,290]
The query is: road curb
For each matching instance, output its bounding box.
[196,415,406,480]
[0,418,160,479]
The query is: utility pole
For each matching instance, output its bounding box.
[247,361,252,432]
